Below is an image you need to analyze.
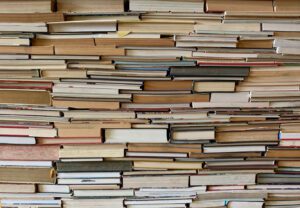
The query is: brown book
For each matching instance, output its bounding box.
[57,0,124,13]
[216,130,278,143]
[266,148,300,158]
[238,40,273,49]
[55,123,103,137]
[143,80,193,91]
[133,94,209,104]
[0,89,51,105]
[277,160,300,167]
[0,184,36,193]
[52,99,120,110]
[0,145,59,160]
[0,167,55,184]
[0,13,63,23]
[0,46,53,55]
[274,0,300,12]
[128,143,202,153]
[32,38,95,46]
[55,45,125,56]
[95,38,174,47]
[206,0,273,12]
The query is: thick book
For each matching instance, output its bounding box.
[56,161,133,172]
[105,128,168,143]
[0,145,59,160]
[170,66,249,77]
[190,173,256,186]
[0,89,51,106]
[0,167,55,184]
[57,0,124,13]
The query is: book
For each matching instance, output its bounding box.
[57,0,124,13]
[105,129,168,143]
[56,161,132,172]
[0,167,55,183]
[0,145,59,160]
[130,0,204,12]
[190,173,256,186]
[0,0,53,13]
[193,81,236,92]
[123,175,189,188]
[0,89,51,106]
[206,0,273,12]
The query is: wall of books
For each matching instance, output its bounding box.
[0,0,300,207]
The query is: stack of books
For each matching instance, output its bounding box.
[0,0,300,207]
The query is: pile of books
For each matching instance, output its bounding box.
[0,0,300,207]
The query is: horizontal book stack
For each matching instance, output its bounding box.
[0,0,300,207]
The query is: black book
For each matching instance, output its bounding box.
[170,66,250,77]
[56,161,132,172]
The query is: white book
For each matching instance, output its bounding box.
[274,39,300,48]
[105,129,168,143]
[60,158,103,162]
[0,136,35,145]
[0,160,52,167]
[127,205,185,208]
[130,0,204,12]
[63,110,135,119]
[1,199,61,206]
[0,54,29,60]
[58,172,121,179]
[0,38,30,46]
[192,102,270,108]
[124,199,192,205]
[210,92,250,103]
[55,83,141,90]
[277,47,300,55]
[57,178,121,185]
[37,33,160,39]
[280,132,300,139]
[52,92,131,99]
[126,152,187,158]
[193,52,257,58]
[203,145,266,153]
[48,20,117,33]
[74,189,134,197]
[52,86,118,94]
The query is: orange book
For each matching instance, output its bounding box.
[0,46,53,55]
[143,80,193,91]
[133,94,209,104]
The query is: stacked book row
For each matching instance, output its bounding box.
[0,0,300,208]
